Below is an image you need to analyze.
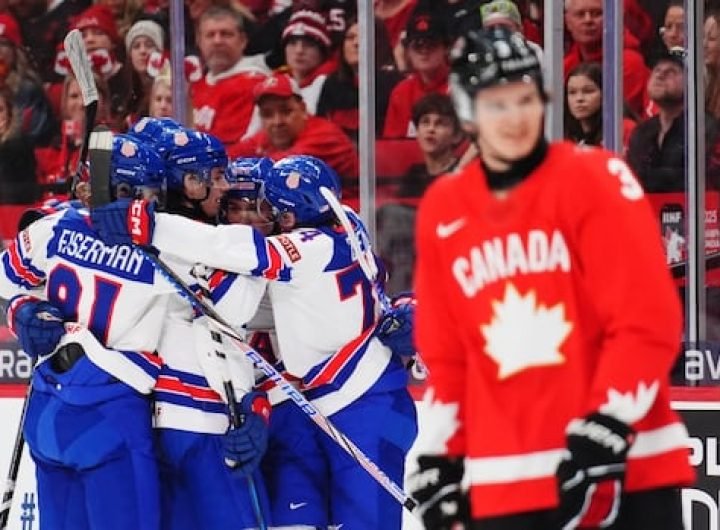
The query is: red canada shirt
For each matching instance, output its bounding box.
[415,142,694,518]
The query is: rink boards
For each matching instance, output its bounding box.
[2,387,720,530]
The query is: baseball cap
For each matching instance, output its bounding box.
[650,46,686,69]
[403,12,448,45]
[253,74,302,103]
[481,0,522,28]
[281,9,331,50]
[0,14,21,47]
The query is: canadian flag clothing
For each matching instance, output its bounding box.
[414,142,694,519]
[191,57,269,144]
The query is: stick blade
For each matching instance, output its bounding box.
[63,29,98,107]
[88,126,114,208]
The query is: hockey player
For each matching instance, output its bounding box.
[91,154,419,530]
[126,119,273,530]
[410,27,693,529]
[0,134,168,530]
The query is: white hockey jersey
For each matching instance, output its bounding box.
[152,212,409,416]
[0,208,172,395]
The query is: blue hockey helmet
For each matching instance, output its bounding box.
[110,133,165,198]
[264,155,342,225]
[128,116,184,146]
[225,157,273,200]
[161,129,228,191]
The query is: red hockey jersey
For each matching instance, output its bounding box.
[415,142,694,519]
[191,60,268,144]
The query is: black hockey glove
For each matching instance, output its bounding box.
[556,413,635,529]
[408,456,470,530]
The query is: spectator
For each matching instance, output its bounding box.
[95,0,143,40]
[383,11,450,138]
[10,0,89,84]
[192,5,269,145]
[144,51,199,120]
[627,48,720,193]
[69,4,132,129]
[564,62,636,150]
[643,1,685,119]
[660,0,685,50]
[280,9,334,114]
[480,0,543,59]
[564,0,650,116]
[228,73,359,196]
[705,10,720,120]
[125,19,164,123]
[377,93,464,294]
[35,72,112,197]
[0,85,38,204]
[375,0,418,53]
[397,93,463,198]
[317,16,403,142]
[0,12,55,145]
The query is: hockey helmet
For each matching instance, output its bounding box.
[264,155,341,226]
[110,133,165,198]
[161,129,228,191]
[449,26,543,120]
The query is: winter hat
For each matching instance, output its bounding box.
[481,0,522,29]
[71,4,120,44]
[0,13,21,48]
[125,20,165,52]
[281,9,331,50]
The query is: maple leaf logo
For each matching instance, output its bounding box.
[406,388,461,475]
[481,283,572,379]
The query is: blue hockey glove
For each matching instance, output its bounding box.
[556,412,635,529]
[376,292,416,358]
[7,295,64,359]
[91,198,155,247]
[223,391,271,475]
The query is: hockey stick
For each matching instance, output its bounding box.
[319,187,429,380]
[63,29,99,197]
[141,248,419,514]
[0,383,31,529]
[196,287,268,530]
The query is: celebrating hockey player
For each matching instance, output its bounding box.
[0,134,169,530]
[91,154,419,530]
[126,118,272,530]
[410,26,694,529]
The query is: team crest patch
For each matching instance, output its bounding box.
[276,235,301,262]
[121,140,137,157]
[174,132,189,146]
[286,171,301,189]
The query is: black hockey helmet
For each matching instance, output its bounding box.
[449,26,544,120]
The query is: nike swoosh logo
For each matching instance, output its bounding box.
[436,218,466,239]
[289,502,308,510]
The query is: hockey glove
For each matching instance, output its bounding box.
[223,391,271,476]
[407,455,470,530]
[556,413,635,529]
[376,292,416,358]
[7,295,64,359]
[91,198,155,247]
